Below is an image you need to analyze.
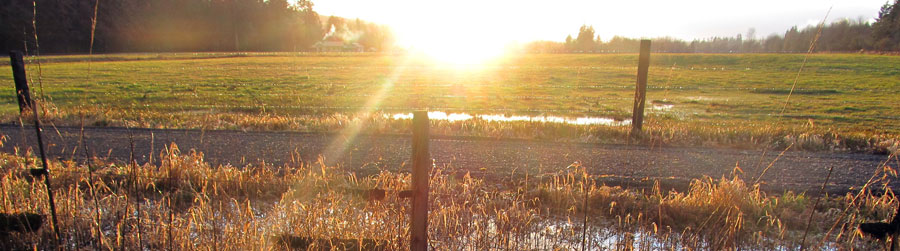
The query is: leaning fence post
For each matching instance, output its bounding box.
[9,50,61,240]
[631,40,651,136]
[410,111,430,251]
[9,51,33,113]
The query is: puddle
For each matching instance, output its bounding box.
[388,112,473,122]
[685,96,712,101]
[651,104,674,111]
[385,111,629,126]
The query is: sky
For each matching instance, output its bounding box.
[313,0,887,43]
[313,0,887,63]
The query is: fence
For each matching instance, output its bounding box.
[4,45,898,249]
[3,44,660,249]
[3,45,657,250]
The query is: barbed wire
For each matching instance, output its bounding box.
[20,62,891,72]
[74,85,897,92]
[49,169,297,189]
[117,104,640,115]
[41,160,689,188]
[30,79,899,93]
[12,101,895,120]
[121,103,891,118]
[84,92,637,100]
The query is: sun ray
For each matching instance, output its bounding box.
[321,56,412,165]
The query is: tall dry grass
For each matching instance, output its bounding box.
[0,144,895,250]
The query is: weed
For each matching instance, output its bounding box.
[0,147,892,249]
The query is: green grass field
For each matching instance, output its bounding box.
[0,53,898,249]
[1,53,897,151]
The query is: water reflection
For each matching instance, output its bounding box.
[651,104,674,111]
[386,111,630,126]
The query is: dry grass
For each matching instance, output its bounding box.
[0,145,896,250]
[7,105,899,155]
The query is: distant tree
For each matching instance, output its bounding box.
[523,40,566,53]
[292,0,325,51]
[872,0,900,51]
[742,28,761,52]
[653,37,691,53]
[605,36,640,53]
[819,18,872,51]
[575,25,596,52]
[357,22,394,51]
[763,34,783,52]
[782,26,805,52]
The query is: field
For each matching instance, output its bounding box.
[0,53,898,152]
[1,53,899,249]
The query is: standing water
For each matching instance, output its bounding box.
[385,111,630,126]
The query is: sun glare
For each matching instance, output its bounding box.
[400,26,511,67]
[408,37,508,66]
[381,2,515,67]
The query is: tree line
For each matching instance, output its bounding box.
[526,0,900,53]
[0,0,394,54]
[1,0,897,54]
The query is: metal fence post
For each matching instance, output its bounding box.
[632,40,651,135]
[410,111,430,251]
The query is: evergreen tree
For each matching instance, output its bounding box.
[873,0,900,51]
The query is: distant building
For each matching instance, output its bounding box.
[312,41,363,52]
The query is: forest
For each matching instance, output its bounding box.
[0,0,393,53]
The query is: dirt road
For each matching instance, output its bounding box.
[1,124,893,194]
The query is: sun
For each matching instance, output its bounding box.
[407,37,509,66]
[384,3,513,67]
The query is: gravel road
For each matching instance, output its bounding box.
[1,124,893,195]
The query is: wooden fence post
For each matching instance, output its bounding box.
[9,50,61,240]
[410,111,430,251]
[9,51,33,113]
[631,40,651,135]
